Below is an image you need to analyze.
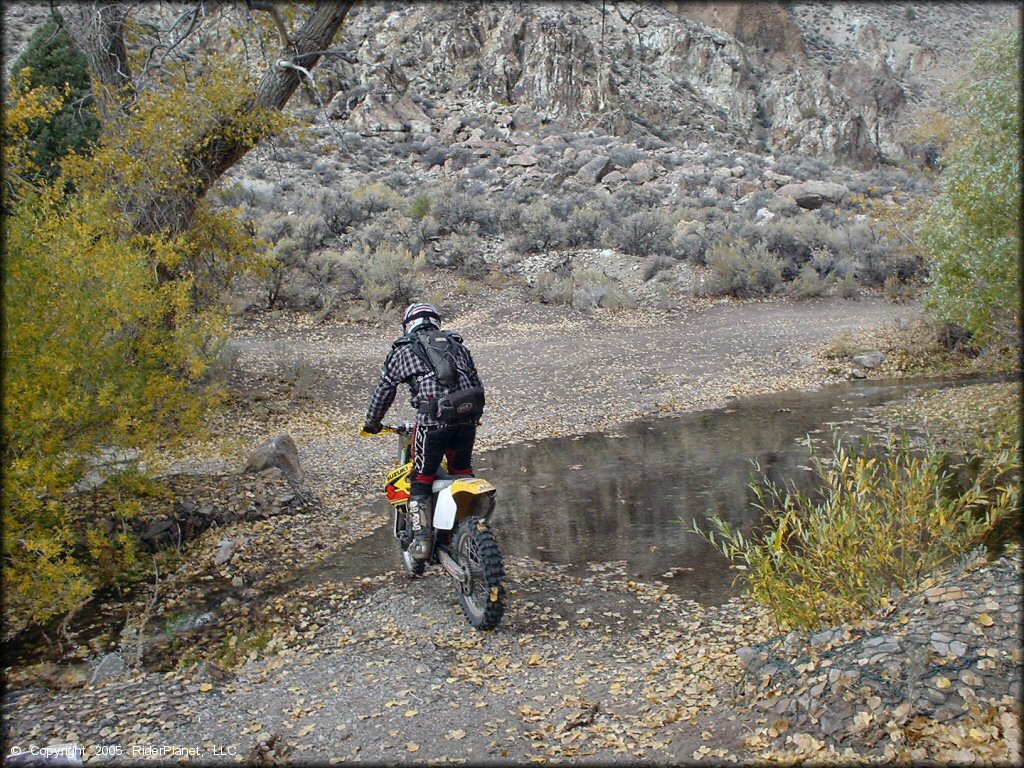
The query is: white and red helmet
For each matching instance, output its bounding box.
[402,302,441,334]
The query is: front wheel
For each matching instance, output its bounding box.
[453,518,505,630]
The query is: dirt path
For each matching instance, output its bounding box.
[2,289,921,764]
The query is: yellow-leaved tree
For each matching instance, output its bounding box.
[2,1,355,632]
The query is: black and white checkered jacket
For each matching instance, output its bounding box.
[365,331,483,428]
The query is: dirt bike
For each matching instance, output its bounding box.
[359,422,506,630]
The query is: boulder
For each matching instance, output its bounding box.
[439,115,465,144]
[852,351,886,369]
[625,160,656,184]
[140,519,174,549]
[213,537,235,566]
[602,170,625,185]
[511,104,541,129]
[244,435,303,483]
[736,646,765,669]
[348,92,432,136]
[732,180,762,198]
[777,180,849,210]
[88,652,125,685]
[764,168,794,187]
[326,84,369,119]
[506,153,538,167]
[576,155,611,184]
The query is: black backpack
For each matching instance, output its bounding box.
[412,330,485,423]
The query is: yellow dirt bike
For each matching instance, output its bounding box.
[359,422,506,630]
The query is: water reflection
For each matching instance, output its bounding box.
[481,378,994,604]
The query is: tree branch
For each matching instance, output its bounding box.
[247,0,291,48]
[142,0,356,238]
[136,3,206,85]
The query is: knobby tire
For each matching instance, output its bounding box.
[454,518,505,630]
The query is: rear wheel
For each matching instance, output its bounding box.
[453,518,505,630]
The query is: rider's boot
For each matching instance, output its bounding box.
[407,495,433,560]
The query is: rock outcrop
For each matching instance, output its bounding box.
[314,1,1017,167]
[777,180,850,209]
[3,2,1015,166]
[667,1,806,65]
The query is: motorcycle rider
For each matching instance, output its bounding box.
[363,302,484,559]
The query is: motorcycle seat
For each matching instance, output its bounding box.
[432,469,474,493]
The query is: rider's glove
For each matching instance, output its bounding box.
[362,421,382,435]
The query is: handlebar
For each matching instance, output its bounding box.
[358,419,482,437]
[359,422,414,437]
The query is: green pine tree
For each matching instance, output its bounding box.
[12,12,101,181]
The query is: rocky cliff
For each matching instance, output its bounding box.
[320,1,1016,167]
[1,2,1017,167]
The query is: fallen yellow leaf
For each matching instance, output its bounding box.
[407,743,419,753]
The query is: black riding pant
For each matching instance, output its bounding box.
[410,422,476,498]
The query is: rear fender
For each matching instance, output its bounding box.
[453,478,496,524]
[433,478,496,530]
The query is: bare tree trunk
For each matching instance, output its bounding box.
[181,1,356,204]
[59,4,134,120]
[62,1,355,242]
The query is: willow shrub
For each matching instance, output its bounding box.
[2,56,280,629]
[919,30,1021,349]
[694,435,1021,631]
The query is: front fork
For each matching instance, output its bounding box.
[394,503,441,548]
[393,505,405,539]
